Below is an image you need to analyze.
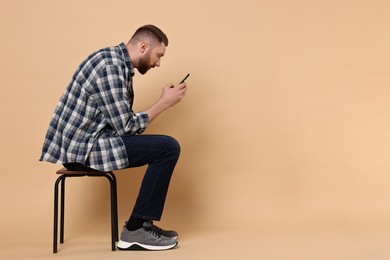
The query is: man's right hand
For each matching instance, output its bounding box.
[144,82,188,123]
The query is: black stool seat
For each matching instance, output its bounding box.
[53,168,118,253]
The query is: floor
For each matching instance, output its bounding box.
[2,226,390,260]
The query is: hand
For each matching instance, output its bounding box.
[160,82,187,108]
[144,82,188,123]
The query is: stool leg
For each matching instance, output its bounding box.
[60,177,66,244]
[107,172,119,242]
[103,174,116,251]
[53,175,65,253]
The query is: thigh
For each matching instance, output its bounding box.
[120,134,180,168]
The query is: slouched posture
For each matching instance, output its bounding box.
[40,25,187,250]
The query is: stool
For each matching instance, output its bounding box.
[53,168,119,253]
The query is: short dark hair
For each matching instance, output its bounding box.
[130,25,169,46]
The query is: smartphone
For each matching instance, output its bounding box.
[179,73,190,84]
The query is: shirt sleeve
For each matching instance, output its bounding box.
[92,65,149,135]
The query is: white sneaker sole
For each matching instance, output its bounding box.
[117,240,178,251]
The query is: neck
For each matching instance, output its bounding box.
[125,42,139,68]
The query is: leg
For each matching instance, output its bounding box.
[117,135,180,251]
[121,135,180,220]
[107,172,119,241]
[60,177,65,243]
[53,175,66,253]
[102,174,117,251]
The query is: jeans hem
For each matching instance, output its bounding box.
[131,213,161,222]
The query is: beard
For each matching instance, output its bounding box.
[137,53,152,75]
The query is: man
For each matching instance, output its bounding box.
[40,25,187,250]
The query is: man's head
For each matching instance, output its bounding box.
[127,25,169,74]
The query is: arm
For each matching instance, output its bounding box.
[94,65,186,133]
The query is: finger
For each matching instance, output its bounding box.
[178,83,187,89]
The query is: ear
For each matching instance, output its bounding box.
[139,42,149,54]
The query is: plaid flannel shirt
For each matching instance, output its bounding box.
[39,43,149,171]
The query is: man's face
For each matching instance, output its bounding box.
[137,42,166,75]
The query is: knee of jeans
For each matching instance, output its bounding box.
[163,136,181,156]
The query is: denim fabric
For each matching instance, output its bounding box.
[120,134,180,221]
[63,163,97,171]
[63,134,180,221]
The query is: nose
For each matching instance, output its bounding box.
[155,58,161,67]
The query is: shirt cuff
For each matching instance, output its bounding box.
[135,111,149,134]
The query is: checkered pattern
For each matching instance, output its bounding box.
[40,43,149,171]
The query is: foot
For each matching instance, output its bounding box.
[117,222,178,251]
[124,220,179,239]
[146,220,178,239]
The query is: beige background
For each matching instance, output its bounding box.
[2,0,390,259]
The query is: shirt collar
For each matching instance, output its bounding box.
[119,42,135,77]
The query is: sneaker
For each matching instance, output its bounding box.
[146,220,178,239]
[117,222,178,251]
[124,220,179,239]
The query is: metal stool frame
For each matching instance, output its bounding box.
[53,168,119,253]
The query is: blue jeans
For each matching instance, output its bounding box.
[120,134,180,221]
[64,134,180,221]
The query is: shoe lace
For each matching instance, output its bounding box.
[144,221,164,238]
